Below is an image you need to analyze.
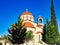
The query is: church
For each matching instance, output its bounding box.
[0,9,47,45]
[20,9,47,45]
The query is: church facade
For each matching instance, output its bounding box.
[20,10,46,45]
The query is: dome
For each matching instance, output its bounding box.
[24,22,35,28]
[22,12,33,16]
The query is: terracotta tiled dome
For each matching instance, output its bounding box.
[24,22,35,28]
[22,12,32,15]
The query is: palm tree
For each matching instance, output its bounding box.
[25,30,34,45]
[8,17,26,45]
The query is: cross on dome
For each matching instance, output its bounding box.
[26,9,28,12]
[21,9,33,16]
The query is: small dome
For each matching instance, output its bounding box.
[22,12,32,15]
[24,22,35,28]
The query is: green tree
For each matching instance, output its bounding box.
[42,24,46,42]
[8,17,26,45]
[43,19,53,44]
[42,0,59,45]
[25,30,34,45]
[44,19,59,45]
[51,0,59,35]
[45,19,50,44]
[50,0,59,44]
[42,19,50,43]
[55,34,60,45]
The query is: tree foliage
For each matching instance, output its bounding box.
[25,30,34,42]
[42,24,46,42]
[55,34,60,44]
[51,0,59,35]
[43,0,59,44]
[8,17,26,44]
[25,30,34,45]
[50,0,59,44]
[44,19,59,44]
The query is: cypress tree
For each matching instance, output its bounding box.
[45,19,57,44]
[43,0,59,44]
[51,0,59,35]
[51,0,56,25]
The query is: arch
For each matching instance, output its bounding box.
[24,22,35,28]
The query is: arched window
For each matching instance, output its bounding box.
[38,19,42,23]
[26,16,28,20]
[30,17,32,21]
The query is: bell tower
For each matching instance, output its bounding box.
[35,16,44,42]
[38,16,43,24]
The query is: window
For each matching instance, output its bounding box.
[22,16,24,20]
[39,19,42,23]
[30,17,34,21]
[26,16,28,20]
[28,17,30,20]
[30,17,32,20]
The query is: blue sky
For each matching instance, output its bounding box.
[0,0,60,36]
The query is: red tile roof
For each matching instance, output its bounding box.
[24,22,35,28]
